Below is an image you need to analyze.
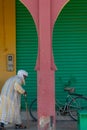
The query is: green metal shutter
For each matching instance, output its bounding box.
[16,0,38,109]
[16,0,87,108]
[53,0,87,102]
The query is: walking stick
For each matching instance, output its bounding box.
[24,95,30,129]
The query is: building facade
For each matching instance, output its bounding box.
[0,0,87,109]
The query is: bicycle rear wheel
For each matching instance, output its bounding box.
[68,96,87,121]
[30,99,58,121]
[29,98,37,121]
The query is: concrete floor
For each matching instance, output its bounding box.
[5,112,78,130]
[6,120,78,130]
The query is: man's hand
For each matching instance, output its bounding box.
[24,91,27,96]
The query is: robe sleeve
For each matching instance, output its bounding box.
[14,82,25,94]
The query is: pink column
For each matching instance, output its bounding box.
[37,1,56,130]
[20,0,69,130]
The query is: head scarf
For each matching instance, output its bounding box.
[17,70,28,85]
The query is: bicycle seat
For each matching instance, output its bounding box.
[64,87,75,93]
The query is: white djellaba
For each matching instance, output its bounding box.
[0,70,28,125]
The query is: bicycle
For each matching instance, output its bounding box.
[29,87,87,121]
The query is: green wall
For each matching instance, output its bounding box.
[16,0,38,109]
[53,0,87,102]
[16,0,87,109]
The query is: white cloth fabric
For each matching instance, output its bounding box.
[17,70,28,79]
[0,75,26,124]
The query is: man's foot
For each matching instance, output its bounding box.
[15,124,26,129]
[0,126,6,130]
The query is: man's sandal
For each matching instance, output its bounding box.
[15,124,26,129]
[0,127,6,130]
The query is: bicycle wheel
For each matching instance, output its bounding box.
[29,98,37,121]
[55,101,60,119]
[30,99,59,121]
[68,96,87,121]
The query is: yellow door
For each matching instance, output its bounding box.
[0,0,16,90]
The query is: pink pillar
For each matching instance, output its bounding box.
[20,0,69,130]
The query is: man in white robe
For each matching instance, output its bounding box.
[0,70,28,130]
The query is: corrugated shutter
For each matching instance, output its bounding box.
[16,0,87,108]
[53,0,87,102]
[16,0,38,109]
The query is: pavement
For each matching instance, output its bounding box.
[6,120,78,130]
[5,112,78,130]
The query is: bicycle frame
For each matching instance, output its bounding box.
[29,87,87,121]
[56,93,75,115]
